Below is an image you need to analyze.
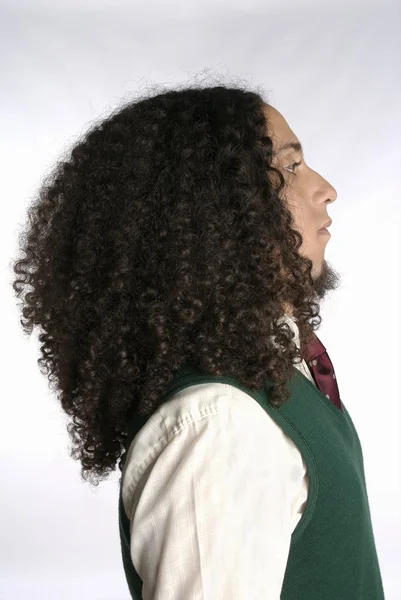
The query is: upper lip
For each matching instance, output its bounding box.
[319,219,332,230]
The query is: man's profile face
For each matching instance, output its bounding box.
[263,104,341,303]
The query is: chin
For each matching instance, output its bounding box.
[311,261,323,280]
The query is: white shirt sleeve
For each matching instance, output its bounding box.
[121,381,309,600]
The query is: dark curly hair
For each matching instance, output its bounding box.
[11,82,321,487]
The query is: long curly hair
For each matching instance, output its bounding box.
[11,83,321,486]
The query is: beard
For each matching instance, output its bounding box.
[281,258,342,318]
[311,259,342,302]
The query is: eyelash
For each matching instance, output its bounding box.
[285,161,302,174]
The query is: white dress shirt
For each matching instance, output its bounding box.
[121,314,316,599]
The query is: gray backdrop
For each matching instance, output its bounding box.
[2,0,400,598]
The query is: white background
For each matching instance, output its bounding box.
[1,0,400,598]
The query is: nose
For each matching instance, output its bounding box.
[328,181,337,203]
[319,174,337,204]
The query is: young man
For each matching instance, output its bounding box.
[118,101,384,599]
[11,85,385,599]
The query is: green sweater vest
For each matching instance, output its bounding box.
[118,362,385,599]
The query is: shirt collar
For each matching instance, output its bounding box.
[278,313,301,350]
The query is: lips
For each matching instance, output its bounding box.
[319,219,332,231]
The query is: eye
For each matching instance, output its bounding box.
[285,161,302,174]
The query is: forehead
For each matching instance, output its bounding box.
[262,104,299,151]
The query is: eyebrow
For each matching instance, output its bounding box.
[274,141,304,156]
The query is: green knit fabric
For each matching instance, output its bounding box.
[118,362,385,599]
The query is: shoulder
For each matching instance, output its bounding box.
[121,382,304,516]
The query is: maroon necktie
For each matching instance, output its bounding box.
[300,332,343,412]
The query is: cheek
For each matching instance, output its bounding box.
[288,194,313,235]
[288,203,306,235]
[281,187,314,241]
